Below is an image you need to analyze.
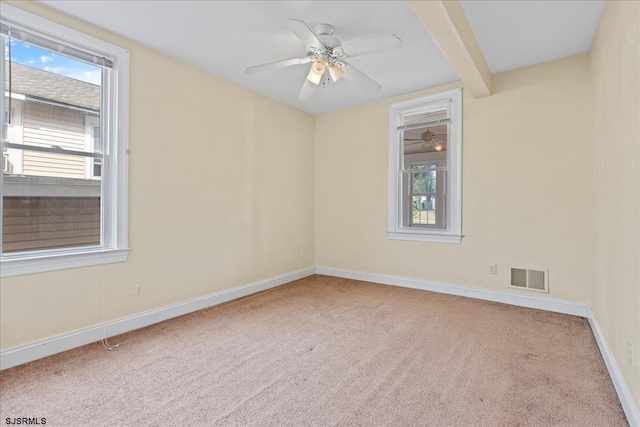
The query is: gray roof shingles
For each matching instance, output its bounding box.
[6,62,100,111]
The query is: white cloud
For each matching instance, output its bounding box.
[83,71,101,85]
[60,69,101,85]
[40,55,54,63]
[28,60,35,64]
[44,66,65,73]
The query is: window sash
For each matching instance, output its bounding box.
[400,167,448,173]
[2,141,104,159]
[400,165,446,230]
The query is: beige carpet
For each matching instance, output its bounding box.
[0,275,627,426]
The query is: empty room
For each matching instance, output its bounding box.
[0,0,638,425]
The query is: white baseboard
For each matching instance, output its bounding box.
[315,265,639,427]
[0,266,315,371]
[587,309,640,427]
[315,266,590,317]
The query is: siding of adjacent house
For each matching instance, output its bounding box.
[22,102,88,179]
[2,196,100,253]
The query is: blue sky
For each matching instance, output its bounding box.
[5,39,101,85]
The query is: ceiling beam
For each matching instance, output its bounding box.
[409,0,492,98]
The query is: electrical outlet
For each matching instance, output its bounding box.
[130,282,141,296]
[489,264,498,275]
[628,339,634,367]
[300,250,304,259]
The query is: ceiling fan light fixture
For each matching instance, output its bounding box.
[306,59,326,85]
[306,67,323,85]
[311,59,326,74]
[421,129,434,140]
[329,64,343,82]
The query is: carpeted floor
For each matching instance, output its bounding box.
[0,275,627,426]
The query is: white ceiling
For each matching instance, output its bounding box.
[39,1,605,115]
[39,1,457,115]
[460,0,605,74]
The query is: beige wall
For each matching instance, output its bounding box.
[590,0,640,408]
[316,54,591,303]
[0,1,316,349]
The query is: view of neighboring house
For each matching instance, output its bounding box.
[4,62,101,178]
[3,62,101,253]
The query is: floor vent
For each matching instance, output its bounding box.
[509,267,548,293]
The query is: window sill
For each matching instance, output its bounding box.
[0,248,129,278]
[388,231,462,244]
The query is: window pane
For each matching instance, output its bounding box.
[93,160,102,177]
[412,195,436,225]
[4,38,101,154]
[403,124,447,155]
[2,150,101,253]
[3,38,103,254]
[412,169,436,194]
[400,166,446,229]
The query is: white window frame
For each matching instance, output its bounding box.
[388,88,462,244]
[0,5,130,277]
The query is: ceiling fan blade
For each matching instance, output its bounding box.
[284,19,324,50]
[341,62,382,94]
[298,78,318,101]
[244,56,312,74]
[339,35,402,58]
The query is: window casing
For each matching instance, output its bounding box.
[388,88,462,244]
[0,5,129,277]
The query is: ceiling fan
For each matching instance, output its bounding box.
[243,19,402,101]
[404,129,447,152]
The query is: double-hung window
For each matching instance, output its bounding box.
[388,88,462,244]
[0,5,130,277]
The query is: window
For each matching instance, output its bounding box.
[388,88,462,244]
[0,5,130,277]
